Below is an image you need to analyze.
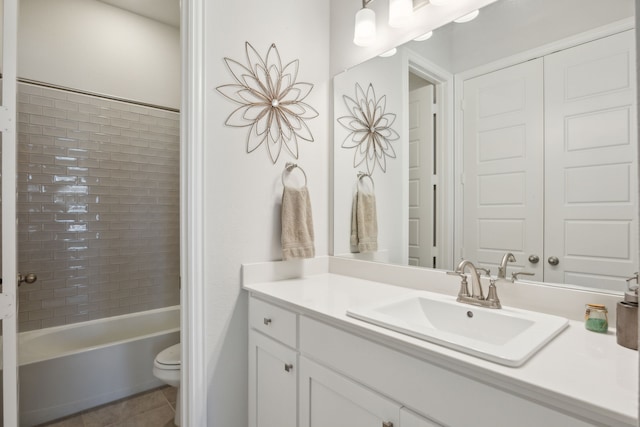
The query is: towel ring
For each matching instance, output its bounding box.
[357,171,375,191]
[282,162,308,187]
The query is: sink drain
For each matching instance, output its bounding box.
[466,311,474,318]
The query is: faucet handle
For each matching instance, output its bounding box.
[511,271,535,282]
[476,267,491,277]
[485,278,502,309]
[625,273,639,291]
[447,271,470,298]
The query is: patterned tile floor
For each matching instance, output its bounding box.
[38,386,177,427]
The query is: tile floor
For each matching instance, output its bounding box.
[38,386,177,427]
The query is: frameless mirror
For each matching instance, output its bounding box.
[333,0,636,294]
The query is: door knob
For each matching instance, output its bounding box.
[547,256,559,266]
[18,273,38,286]
[528,255,540,264]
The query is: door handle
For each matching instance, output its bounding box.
[548,256,559,266]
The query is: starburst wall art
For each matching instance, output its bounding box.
[216,42,319,164]
[338,83,399,176]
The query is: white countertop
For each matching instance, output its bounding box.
[244,272,639,426]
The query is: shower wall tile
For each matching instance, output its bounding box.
[17,83,180,332]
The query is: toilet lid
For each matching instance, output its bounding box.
[154,343,181,370]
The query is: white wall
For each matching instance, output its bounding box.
[203,0,330,425]
[19,0,181,109]
[333,55,406,264]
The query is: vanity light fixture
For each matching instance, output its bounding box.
[413,30,433,41]
[354,0,415,46]
[354,0,377,46]
[454,9,479,23]
[379,48,398,57]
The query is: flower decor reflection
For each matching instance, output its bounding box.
[216,42,319,164]
[338,83,399,175]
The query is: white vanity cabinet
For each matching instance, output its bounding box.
[249,294,611,427]
[299,356,440,427]
[249,298,298,427]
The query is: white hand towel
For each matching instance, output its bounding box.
[281,186,315,260]
[350,190,378,253]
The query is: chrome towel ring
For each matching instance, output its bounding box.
[282,162,308,187]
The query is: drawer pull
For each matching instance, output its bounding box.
[263,318,272,326]
[284,363,293,372]
[382,422,393,427]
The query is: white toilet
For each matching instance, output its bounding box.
[153,343,181,425]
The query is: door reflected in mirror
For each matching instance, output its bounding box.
[332,0,636,294]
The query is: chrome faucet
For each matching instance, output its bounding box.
[456,260,484,299]
[448,259,502,309]
[497,252,516,280]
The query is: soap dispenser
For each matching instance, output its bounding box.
[616,273,638,350]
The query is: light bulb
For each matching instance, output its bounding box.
[388,0,413,28]
[413,31,433,42]
[353,7,377,46]
[454,9,479,23]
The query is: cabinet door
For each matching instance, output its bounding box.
[300,357,399,427]
[249,331,297,427]
[461,58,544,280]
[544,30,637,289]
[400,408,443,427]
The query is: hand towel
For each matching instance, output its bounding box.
[350,190,378,253]
[281,186,315,260]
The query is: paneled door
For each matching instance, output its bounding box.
[408,85,435,268]
[1,0,20,424]
[461,58,544,280]
[544,30,637,289]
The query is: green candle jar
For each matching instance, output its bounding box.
[585,304,608,333]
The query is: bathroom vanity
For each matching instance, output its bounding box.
[244,259,638,427]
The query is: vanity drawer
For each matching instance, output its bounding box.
[249,297,297,348]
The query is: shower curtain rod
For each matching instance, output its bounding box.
[13,76,180,113]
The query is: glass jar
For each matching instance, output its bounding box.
[585,303,608,333]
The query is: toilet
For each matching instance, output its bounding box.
[153,343,181,425]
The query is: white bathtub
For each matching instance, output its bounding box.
[0,306,180,426]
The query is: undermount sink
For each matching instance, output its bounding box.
[346,291,569,367]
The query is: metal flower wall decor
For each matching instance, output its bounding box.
[338,83,400,175]
[216,42,318,164]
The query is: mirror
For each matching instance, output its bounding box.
[333,0,636,293]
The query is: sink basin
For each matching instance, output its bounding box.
[346,291,568,367]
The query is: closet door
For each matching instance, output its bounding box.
[544,30,637,290]
[461,58,544,279]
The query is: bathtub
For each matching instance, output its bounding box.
[0,306,180,426]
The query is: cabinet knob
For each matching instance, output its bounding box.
[284,363,293,372]
[263,318,272,326]
[382,422,394,427]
